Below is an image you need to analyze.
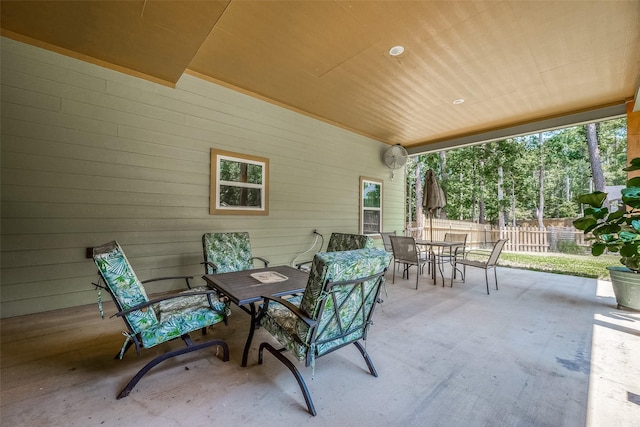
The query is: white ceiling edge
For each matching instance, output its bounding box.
[408,103,628,156]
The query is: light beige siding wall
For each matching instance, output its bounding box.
[0,37,405,318]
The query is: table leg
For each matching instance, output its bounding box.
[431,250,437,285]
[241,302,257,367]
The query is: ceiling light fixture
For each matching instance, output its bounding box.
[389,45,405,56]
[452,98,465,105]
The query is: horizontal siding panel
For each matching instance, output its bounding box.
[2,102,118,137]
[1,150,207,186]
[1,136,209,176]
[0,50,108,92]
[1,185,207,208]
[2,169,207,196]
[1,118,207,163]
[1,202,209,220]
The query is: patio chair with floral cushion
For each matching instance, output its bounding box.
[202,232,269,274]
[92,240,230,399]
[257,247,392,416]
[296,232,374,271]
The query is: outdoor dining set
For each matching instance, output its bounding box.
[90,231,506,416]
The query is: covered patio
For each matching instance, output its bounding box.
[2,266,638,426]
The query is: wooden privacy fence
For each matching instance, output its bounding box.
[406,219,588,253]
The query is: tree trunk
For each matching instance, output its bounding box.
[498,164,505,229]
[415,161,423,233]
[478,149,486,224]
[537,133,545,229]
[510,182,517,227]
[586,123,606,192]
[439,151,448,219]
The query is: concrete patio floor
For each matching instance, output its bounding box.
[1,266,639,426]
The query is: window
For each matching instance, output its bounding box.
[360,177,382,235]
[210,149,269,215]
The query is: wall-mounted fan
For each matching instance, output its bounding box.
[383,144,409,180]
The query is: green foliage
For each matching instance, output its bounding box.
[498,252,618,280]
[406,117,627,226]
[573,158,640,272]
[557,240,586,255]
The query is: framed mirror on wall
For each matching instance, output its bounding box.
[360,176,383,235]
[210,149,269,215]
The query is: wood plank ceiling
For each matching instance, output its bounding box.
[2,0,639,151]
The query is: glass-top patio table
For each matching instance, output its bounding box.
[202,265,308,367]
[415,240,465,286]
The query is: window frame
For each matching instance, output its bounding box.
[210,148,269,215]
[359,176,383,235]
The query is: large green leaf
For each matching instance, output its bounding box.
[627,176,640,187]
[622,187,640,209]
[594,224,621,236]
[577,192,607,208]
[573,217,596,231]
[622,157,640,172]
[607,209,625,220]
[620,243,639,257]
[618,230,639,242]
[591,242,607,256]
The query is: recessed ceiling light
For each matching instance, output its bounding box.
[452,98,465,105]
[389,46,405,56]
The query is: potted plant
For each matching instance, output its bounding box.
[573,157,640,310]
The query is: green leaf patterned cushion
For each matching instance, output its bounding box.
[260,248,391,361]
[203,232,254,274]
[93,241,158,333]
[326,233,374,252]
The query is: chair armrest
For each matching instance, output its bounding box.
[453,246,466,258]
[201,261,218,274]
[251,256,269,268]
[463,249,491,262]
[141,275,194,289]
[115,289,223,317]
[295,260,312,271]
[261,295,317,328]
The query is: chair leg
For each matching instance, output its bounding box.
[494,267,499,290]
[117,335,229,399]
[392,262,396,284]
[485,269,490,295]
[258,342,317,416]
[353,341,378,377]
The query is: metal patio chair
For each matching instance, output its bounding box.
[379,231,396,253]
[452,239,508,294]
[257,248,391,416]
[436,232,468,283]
[296,232,374,270]
[390,235,429,289]
[202,232,269,274]
[92,240,230,398]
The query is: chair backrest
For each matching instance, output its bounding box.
[444,233,467,244]
[93,241,158,333]
[389,235,419,263]
[298,248,392,357]
[379,231,396,252]
[326,233,374,252]
[443,233,468,256]
[202,232,254,274]
[487,239,508,266]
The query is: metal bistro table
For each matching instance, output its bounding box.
[415,240,465,286]
[202,265,308,367]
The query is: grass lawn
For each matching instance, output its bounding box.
[497,251,619,280]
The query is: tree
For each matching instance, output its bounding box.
[587,123,606,192]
